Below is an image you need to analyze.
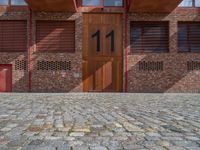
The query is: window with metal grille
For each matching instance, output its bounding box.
[37,61,71,71]
[178,22,200,52]
[0,20,27,52]
[36,21,75,52]
[130,21,169,53]
[139,61,164,71]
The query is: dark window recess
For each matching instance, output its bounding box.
[187,61,200,71]
[130,22,169,53]
[36,21,75,52]
[0,20,27,52]
[139,61,164,71]
[37,61,71,71]
[178,22,200,52]
[15,60,27,70]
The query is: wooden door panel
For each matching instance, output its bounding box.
[102,60,122,92]
[102,14,122,25]
[83,60,104,92]
[0,65,12,92]
[88,14,102,24]
[103,60,113,91]
[83,13,123,92]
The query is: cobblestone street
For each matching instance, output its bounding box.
[0,94,200,150]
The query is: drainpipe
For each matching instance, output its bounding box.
[124,0,130,92]
[28,8,32,92]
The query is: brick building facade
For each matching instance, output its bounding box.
[0,0,200,93]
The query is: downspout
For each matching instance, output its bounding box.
[28,8,32,92]
[124,0,130,92]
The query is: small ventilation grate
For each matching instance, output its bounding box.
[37,61,71,71]
[139,61,164,71]
[15,60,27,70]
[187,61,200,71]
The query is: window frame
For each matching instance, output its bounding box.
[81,0,124,7]
[130,21,170,53]
[178,21,200,53]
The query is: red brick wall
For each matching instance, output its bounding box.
[0,7,200,93]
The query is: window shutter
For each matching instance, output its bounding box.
[36,21,75,52]
[178,22,200,52]
[0,20,27,52]
[130,22,169,52]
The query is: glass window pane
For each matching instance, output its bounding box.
[0,0,8,5]
[195,0,200,7]
[104,0,123,6]
[82,0,101,6]
[179,0,193,7]
[11,0,27,5]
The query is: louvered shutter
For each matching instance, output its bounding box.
[0,20,27,52]
[130,22,169,52]
[36,21,75,52]
[178,22,200,52]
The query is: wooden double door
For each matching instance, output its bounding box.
[83,13,123,92]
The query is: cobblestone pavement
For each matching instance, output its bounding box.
[0,93,200,150]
